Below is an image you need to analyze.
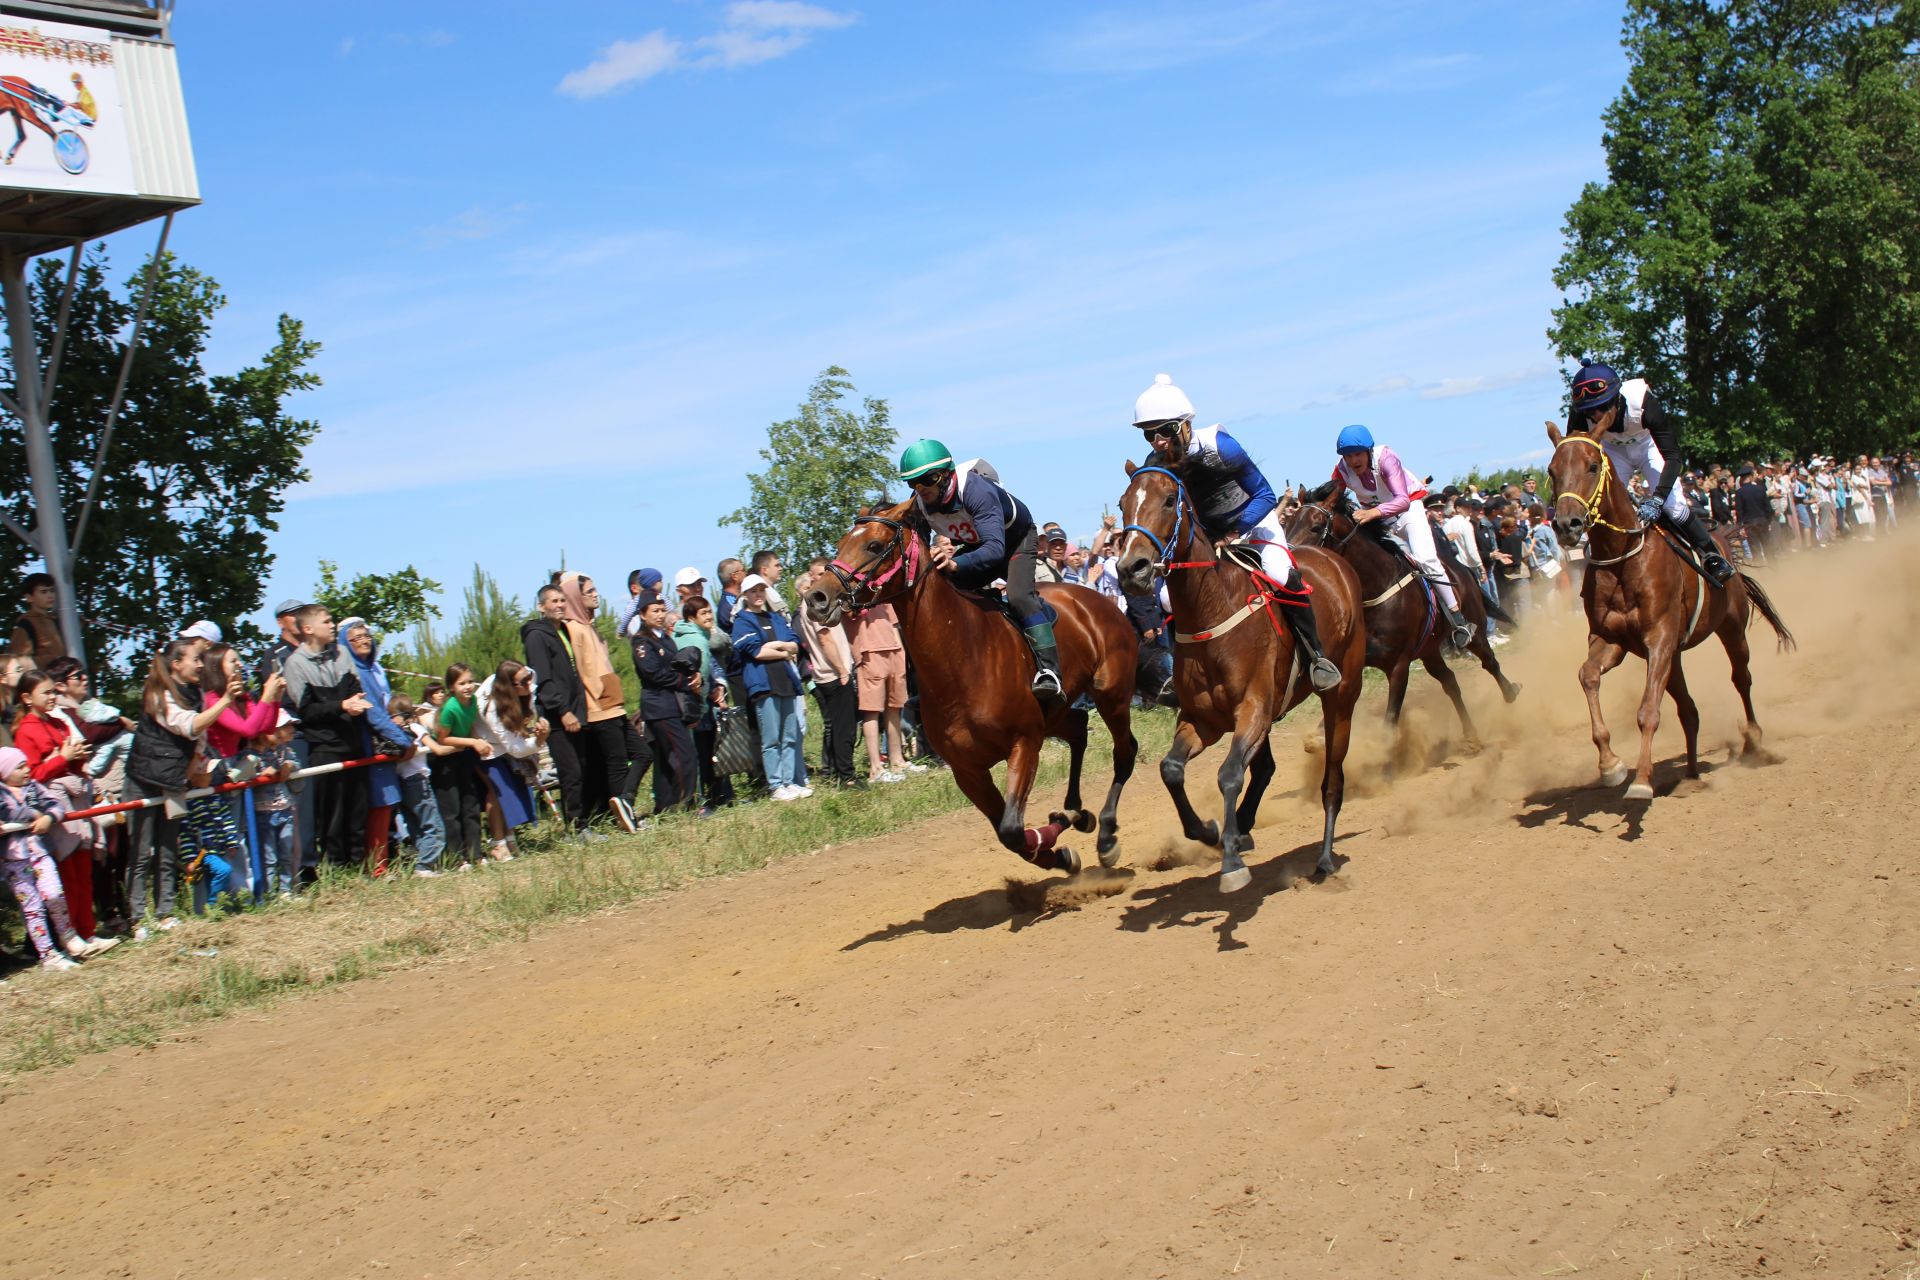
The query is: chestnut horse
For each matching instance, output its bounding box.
[1546,423,1794,799]
[1286,482,1519,749]
[806,499,1140,873]
[1115,463,1366,892]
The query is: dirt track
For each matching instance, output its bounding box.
[3,539,1917,1280]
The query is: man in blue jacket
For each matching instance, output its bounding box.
[898,438,1062,702]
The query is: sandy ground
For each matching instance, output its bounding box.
[2,536,1916,1280]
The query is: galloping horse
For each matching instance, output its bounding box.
[1286,482,1519,749]
[1546,423,1795,799]
[1115,463,1366,892]
[806,499,1140,873]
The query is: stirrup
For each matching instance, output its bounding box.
[1702,553,1735,587]
[1306,655,1341,692]
[1450,620,1476,649]
[1031,668,1063,698]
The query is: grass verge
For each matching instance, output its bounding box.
[0,707,1180,1083]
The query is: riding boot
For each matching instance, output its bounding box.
[1673,511,1736,586]
[1437,597,1477,650]
[1276,589,1341,692]
[1024,623,1064,702]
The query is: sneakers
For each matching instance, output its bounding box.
[874,770,905,785]
[40,953,80,973]
[65,936,119,958]
[795,785,814,798]
[771,784,804,801]
[903,762,928,774]
[609,796,639,833]
[412,868,441,879]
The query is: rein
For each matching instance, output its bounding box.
[1558,434,1643,537]
[827,514,922,611]
[1120,466,1189,570]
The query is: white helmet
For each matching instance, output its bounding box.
[1133,373,1195,426]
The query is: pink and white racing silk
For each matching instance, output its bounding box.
[1332,445,1425,515]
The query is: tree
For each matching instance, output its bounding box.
[720,367,895,584]
[1550,0,1920,462]
[310,560,443,641]
[0,247,321,677]
[385,566,527,691]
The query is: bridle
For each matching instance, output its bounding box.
[1292,498,1363,551]
[1554,433,1641,537]
[825,512,923,611]
[1120,466,1200,572]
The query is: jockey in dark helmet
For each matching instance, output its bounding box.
[1566,362,1735,586]
[1330,424,1477,650]
[898,438,1063,703]
[1134,373,1340,692]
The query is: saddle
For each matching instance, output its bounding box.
[955,584,1059,630]
[1216,542,1266,575]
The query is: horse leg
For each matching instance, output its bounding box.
[1216,713,1271,894]
[1314,681,1359,878]
[1052,706,1096,834]
[1421,650,1479,751]
[1160,717,1222,848]
[1627,633,1679,801]
[1717,608,1764,757]
[1091,687,1137,866]
[1384,656,1412,729]
[1472,626,1522,703]
[1232,735,1275,843]
[1580,635,1630,786]
[995,734,1077,872]
[1664,653,1701,779]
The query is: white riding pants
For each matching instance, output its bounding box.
[1380,508,1461,612]
[1602,434,1690,522]
[1241,511,1297,582]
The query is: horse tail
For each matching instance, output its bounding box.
[1483,596,1518,628]
[1739,572,1796,653]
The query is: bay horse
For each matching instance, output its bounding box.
[805,499,1140,873]
[1286,482,1520,750]
[1546,423,1795,799]
[1115,462,1366,892]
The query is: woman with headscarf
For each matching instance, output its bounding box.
[557,573,651,832]
[340,618,415,876]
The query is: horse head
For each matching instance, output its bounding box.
[1284,478,1355,549]
[1115,460,1195,596]
[808,497,920,625]
[1545,421,1618,541]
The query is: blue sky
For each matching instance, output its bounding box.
[95,0,1620,635]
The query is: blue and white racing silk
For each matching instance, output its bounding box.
[1168,425,1293,580]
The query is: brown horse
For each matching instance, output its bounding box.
[1115,463,1366,891]
[1286,483,1519,749]
[1546,424,1795,799]
[805,499,1140,873]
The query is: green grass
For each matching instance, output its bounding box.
[0,707,1181,1082]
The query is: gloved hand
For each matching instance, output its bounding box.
[1635,497,1664,525]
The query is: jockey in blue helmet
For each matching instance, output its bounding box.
[1564,363,1734,586]
[1330,425,1476,649]
[1135,374,1340,691]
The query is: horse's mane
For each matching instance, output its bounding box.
[1300,478,1345,507]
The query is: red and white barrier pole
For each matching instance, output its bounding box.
[0,751,405,834]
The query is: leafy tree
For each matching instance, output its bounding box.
[386,566,528,690]
[0,247,321,678]
[1550,0,1920,462]
[310,560,442,641]
[720,366,895,585]
[1451,465,1551,497]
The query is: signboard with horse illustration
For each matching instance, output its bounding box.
[0,15,135,196]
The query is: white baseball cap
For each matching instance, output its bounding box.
[673,566,705,588]
[180,620,223,644]
[739,574,772,593]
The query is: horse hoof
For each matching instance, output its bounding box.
[1097,846,1123,870]
[1219,867,1252,894]
[1071,808,1097,833]
[1600,766,1629,788]
[1195,821,1220,848]
[1503,682,1523,704]
[1055,846,1082,874]
[1623,781,1654,801]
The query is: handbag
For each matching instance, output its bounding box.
[712,707,758,776]
[1535,558,1563,580]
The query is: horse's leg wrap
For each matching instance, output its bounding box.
[1023,820,1065,858]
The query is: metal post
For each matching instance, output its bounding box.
[1,251,85,662]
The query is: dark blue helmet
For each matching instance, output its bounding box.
[1570,362,1621,414]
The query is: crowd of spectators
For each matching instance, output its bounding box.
[0,448,1911,972]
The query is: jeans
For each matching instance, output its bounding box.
[259,808,298,894]
[289,735,315,872]
[398,772,445,869]
[752,694,802,790]
[188,852,233,915]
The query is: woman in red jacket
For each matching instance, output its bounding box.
[12,668,101,940]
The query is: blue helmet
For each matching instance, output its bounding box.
[1335,424,1375,454]
[1570,362,1621,414]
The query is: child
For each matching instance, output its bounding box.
[250,710,303,898]
[473,661,548,860]
[0,747,116,970]
[179,754,238,913]
[387,695,446,877]
[432,664,489,868]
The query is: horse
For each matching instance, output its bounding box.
[1546,423,1795,799]
[805,499,1140,873]
[1114,463,1366,892]
[1285,482,1520,750]
[0,78,58,166]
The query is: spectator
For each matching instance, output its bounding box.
[9,572,65,666]
[1442,497,1485,583]
[731,573,809,800]
[749,550,790,613]
[1524,505,1567,603]
[255,599,317,874]
[249,710,304,894]
[126,639,240,929]
[11,669,103,944]
[474,660,546,859]
[341,619,415,877]
[1495,514,1529,614]
[845,598,913,784]
[673,566,708,612]
[714,557,746,632]
[618,568,663,640]
[43,656,130,925]
[178,754,240,913]
[1036,526,1069,584]
[674,595,735,812]
[281,605,373,877]
[558,573,649,832]
[1062,542,1087,585]
[432,662,491,866]
[179,620,222,651]
[1,746,114,971]
[1735,465,1773,564]
[522,584,590,833]
[631,592,701,813]
[796,560,859,789]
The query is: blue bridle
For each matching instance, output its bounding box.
[1120,465,1190,569]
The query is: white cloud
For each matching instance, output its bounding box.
[1298,373,1413,411]
[417,202,532,249]
[557,5,855,97]
[1419,364,1557,400]
[337,37,355,56]
[557,32,684,98]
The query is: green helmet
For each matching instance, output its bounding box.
[899,438,955,482]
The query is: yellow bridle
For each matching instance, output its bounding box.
[1555,434,1642,536]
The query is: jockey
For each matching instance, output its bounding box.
[1331,425,1477,650]
[1568,363,1735,586]
[1134,374,1340,692]
[898,438,1063,702]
